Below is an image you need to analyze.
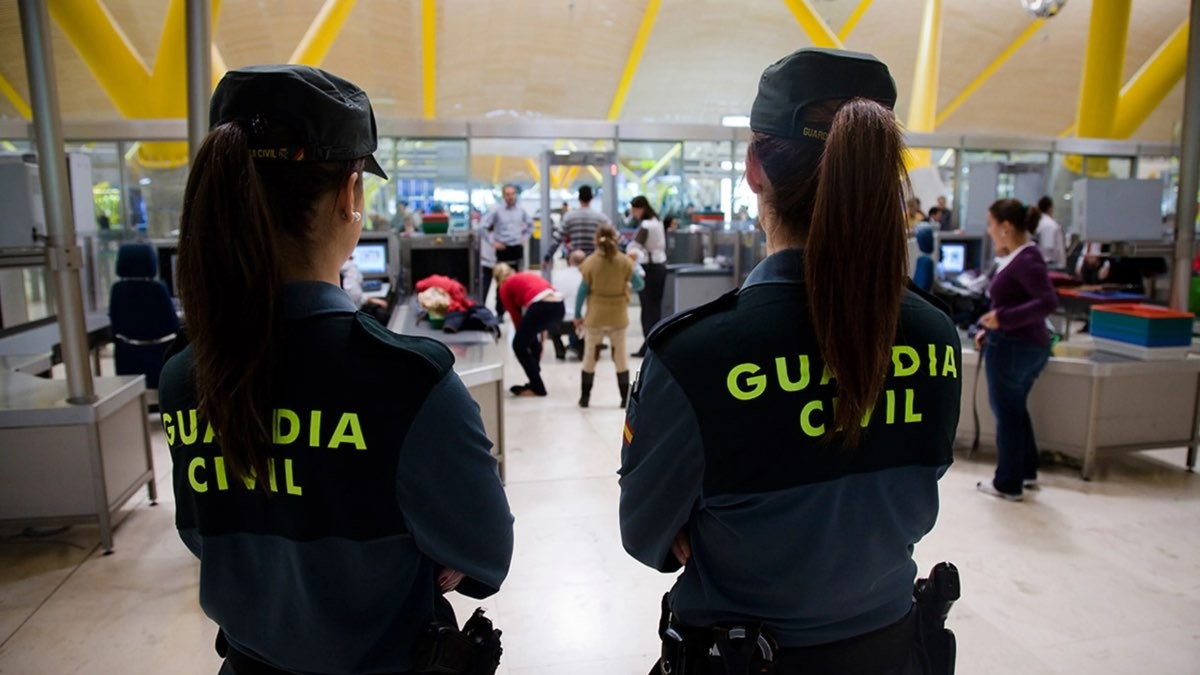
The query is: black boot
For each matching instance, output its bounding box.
[579,371,594,408]
[617,371,630,409]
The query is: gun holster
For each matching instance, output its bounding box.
[412,608,503,675]
[914,562,960,675]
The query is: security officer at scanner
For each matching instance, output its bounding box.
[159,65,514,674]
[619,49,961,675]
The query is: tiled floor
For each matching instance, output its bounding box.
[2,317,1200,674]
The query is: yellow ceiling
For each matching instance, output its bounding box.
[0,0,1189,141]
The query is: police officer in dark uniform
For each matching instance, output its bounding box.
[619,50,962,675]
[159,65,514,674]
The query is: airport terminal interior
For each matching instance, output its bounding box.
[1,0,1199,673]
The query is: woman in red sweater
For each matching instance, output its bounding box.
[495,263,565,397]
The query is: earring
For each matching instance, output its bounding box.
[351,211,362,222]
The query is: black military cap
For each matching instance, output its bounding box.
[209,64,388,178]
[750,48,897,141]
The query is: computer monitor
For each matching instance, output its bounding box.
[940,243,965,275]
[352,242,388,276]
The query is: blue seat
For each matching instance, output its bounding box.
[913,226,935,292]
[108,243,179,389]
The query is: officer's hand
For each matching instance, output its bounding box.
[438,568,465,593]
[671,529,691,566]
[974,329,986,351]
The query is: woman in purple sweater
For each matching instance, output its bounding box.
[975,199,1059,501]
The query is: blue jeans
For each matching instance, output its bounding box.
[984,331,1050,495]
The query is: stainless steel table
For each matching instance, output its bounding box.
[0,371,157,552]
[959,344,1200,480]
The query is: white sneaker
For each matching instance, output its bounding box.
[977,481,1023,502]
[1023,479,1039,490]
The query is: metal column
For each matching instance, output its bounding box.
[186,0,212,164]
[18,0,95,403]
[1170,0,1200,312]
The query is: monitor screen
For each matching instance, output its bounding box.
[353,242,388,275]
[940,243,965,275]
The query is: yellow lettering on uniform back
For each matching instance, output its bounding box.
[266,458,279,492]
[928,344,938,377]
[904,388,923,422]
[860,404,875,428]
[727,363,767,401]
[240,471,257,490]
[285,459,303,496]
[886,389,896,424]
[775,355,811,392]
[162,413,176,445]
[800,400,825,437]
[213,456,230,490]
[274,409,300,445]
[309,410,322,448]
[188,456,207,493]
[892,347,919,377]
[328,413,367,450]
[179,409,199,445]
[203,423,216,444]
[942,346,958,378]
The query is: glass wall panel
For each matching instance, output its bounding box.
[682,140,734,227]
[618,140,682,224]
[367,138,470,232]
[469,137,614,227]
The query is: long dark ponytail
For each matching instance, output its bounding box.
[177,122,363,482]
[752,97,909,447]
[808,98,909,446]
[989,198,1041,236]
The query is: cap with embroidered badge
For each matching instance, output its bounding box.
[209,64,388,179]
[750,48,897,142]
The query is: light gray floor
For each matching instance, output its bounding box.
[2,314,1199,674]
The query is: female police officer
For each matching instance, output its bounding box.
[619,50,961,674]
[159,65,513,674]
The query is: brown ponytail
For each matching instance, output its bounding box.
[595,223,619,257]
[177,122,364,482]
[807,98,909,447]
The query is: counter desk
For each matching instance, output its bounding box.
[0,371,156,553]
[389,303,507,481]
[959,343,1200,480]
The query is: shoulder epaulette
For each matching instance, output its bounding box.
[353,313,455,376]
[646,288,740,349]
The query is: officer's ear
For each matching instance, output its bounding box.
[745,145,766,195]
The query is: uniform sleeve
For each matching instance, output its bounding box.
[395,371,514,599]
[618,351,705,573]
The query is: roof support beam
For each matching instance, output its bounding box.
[639,142,681,188]
[0,71,32,120]
[782,0,843,49]
[906,0,943,167]
[288,0,358,66]
[1110,21,1189,139]
[837,0,873,43]
[607,0,662,121]
[936,19,1045,127]
[421,0,437,119]
[1069,0,1131,175]
[47,0,153,117]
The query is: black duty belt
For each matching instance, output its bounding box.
[216,630,413,675]
[665,605,921,674]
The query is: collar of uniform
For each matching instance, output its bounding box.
[742,247,805,289]
[282,280,356,319]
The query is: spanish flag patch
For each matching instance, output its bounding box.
[623,420,634,445]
